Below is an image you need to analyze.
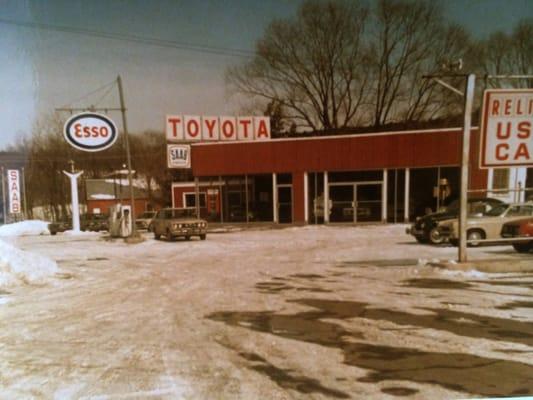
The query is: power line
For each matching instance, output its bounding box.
[0,17,255,59]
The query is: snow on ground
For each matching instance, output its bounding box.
[1,224,532,398]
[62,230,100,236]
[0,220,50,237]
[0,240,59,287]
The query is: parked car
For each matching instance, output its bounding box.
[136,211,157,231]
[501,217,533,253]
[81,214,109,232]
[151,208,207,241]
[439,203,533,247]
[406,197,503,244]
[48,218,72,235]
[48,213,108,235]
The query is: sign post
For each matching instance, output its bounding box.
[63,171,83,232]
[458,74,476,263]
[63,112,117,234]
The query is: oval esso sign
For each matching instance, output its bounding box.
[64,113,118,152]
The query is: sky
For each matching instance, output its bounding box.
[0,0,532,149]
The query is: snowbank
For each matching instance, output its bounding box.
[0,240,59,287]
[0,220,50,237]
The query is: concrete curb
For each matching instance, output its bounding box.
[428,259,533,273]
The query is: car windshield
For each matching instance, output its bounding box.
[483,204,508,217]
[161,209,196,219]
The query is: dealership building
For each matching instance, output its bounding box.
[169,126,532,225]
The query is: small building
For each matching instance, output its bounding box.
[85,179,151,218]
[171,127,532,224]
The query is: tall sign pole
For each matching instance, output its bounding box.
[63,170,83,232]
[1,166,6,224]
[458,74,476,262]
[117,75,137,237]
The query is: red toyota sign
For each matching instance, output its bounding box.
[480,89,533,168]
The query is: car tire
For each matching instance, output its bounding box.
[512,242,533,253]
[414,235,427,244]
[449,238,458,247]
[200,234,206,240]
[185,236,191,241]
[467,229,485,247]
[428,228,445,245]
[154,232,160,240]
[166,229,175,241]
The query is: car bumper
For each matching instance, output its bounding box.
[170,228,207,236]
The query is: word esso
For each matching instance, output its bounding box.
[64,113,118,152]
[166,115,271,142]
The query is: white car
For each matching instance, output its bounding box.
[437,203,533,246]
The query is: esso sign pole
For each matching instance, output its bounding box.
[62,112,118,233]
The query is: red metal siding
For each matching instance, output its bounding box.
[191,129,470,176]
[87,199,148,218]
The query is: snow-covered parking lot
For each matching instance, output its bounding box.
[1,224,532,399]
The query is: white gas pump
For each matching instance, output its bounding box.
[108,204,132,238]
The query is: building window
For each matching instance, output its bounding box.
[184,192,206,208]
[492,169,510,193]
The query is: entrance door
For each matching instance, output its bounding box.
[329,185,354,222]
[355,183,382,222]
[278,186,292,223]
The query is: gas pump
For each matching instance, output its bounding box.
[109,204,132,238]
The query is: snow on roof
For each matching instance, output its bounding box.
[0,239,59,287]
[90,193,115,200]
[0,220,50,237]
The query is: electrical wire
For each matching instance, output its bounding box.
[0,17,255,59]
[57,79,117,109]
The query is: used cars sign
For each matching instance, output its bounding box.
[64,112,118,152]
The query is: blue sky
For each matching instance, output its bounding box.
[0,0,532,149]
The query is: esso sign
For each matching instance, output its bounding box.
[64,112,118,152]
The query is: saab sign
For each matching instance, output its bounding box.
[167,144,191,169]
[480,89,533,168]
[64,112,118,152]
[7,169,21,214]
[166,115,270,142]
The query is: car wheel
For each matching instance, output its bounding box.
[512,242,533,253]
[185,236,191,241]
[200,234,206,240]
[166,229,175,241]
[414,235,427,244]
[449,238,458,247]
[428,228,444,245]
[154,231,160,240]
[467,229,485,247]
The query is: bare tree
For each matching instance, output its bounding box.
[227,0,369,131]
[369,0,445,127]
[403,24,472,122]
[478,18,533,88]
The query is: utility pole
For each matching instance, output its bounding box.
[423,69,475,263]
[117,75,137,237]
[458,74,476,262]
[22,166,28,218]
[1,166,6,224]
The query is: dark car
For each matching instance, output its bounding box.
[48,214,108,235]
[406,197,504,244]
[48,218,72,235]
[501,217,533,253]
[80,214,109,232]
